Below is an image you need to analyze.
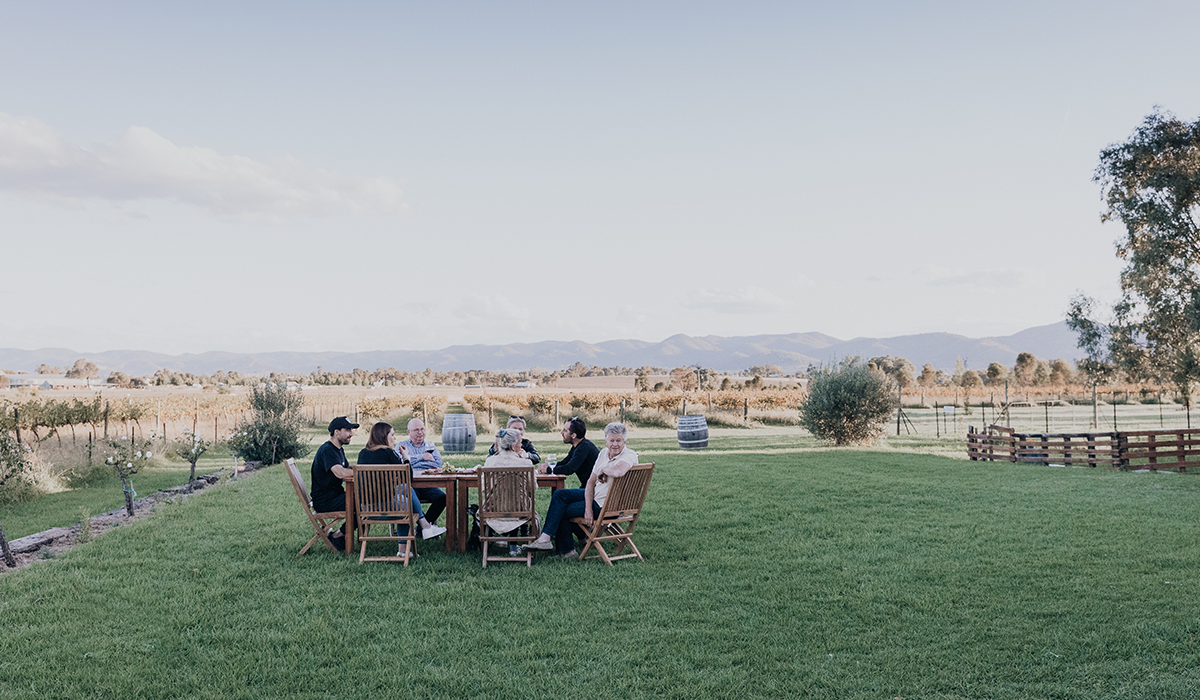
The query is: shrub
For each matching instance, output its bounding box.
[227,383,309,465]
[799,361,897,445]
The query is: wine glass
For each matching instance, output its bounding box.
[547,454,558,471]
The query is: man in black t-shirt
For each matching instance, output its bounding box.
[539,416,599,487]
[311,416,358,551]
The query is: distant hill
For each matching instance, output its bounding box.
[0,321,1081,376]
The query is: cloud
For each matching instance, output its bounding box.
[451,295,532,323]
[916,265,1029,289]
[681,286,792,315]
[0,113,404,217]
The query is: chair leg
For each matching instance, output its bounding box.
[299,534,321,556]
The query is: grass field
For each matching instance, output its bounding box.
[3,443,1200,699]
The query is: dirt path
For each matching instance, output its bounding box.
[1,466,263,575]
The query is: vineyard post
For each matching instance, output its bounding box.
[1005,382,1009,428]
[1113,398,1118,431]
[743,397,748,422]
[935,402,939,438]
[1092,384,1097,429]
[681,398,686,416]
[422,402,427,426]
[488,401,493,425]
[104,400,109,438]
[620,398,625,423]
[896,382,901,436]
[214,415,218,441]
[554,401,559,426]
[14,408,20,445]
[1044,401,1049,432]
[193,398,199,436]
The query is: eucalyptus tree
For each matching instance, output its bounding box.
[1068,108,1200,401]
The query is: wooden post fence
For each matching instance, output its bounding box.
[967,424,1200,473]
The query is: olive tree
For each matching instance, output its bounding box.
[227,383,309,465]
[799,360,897,445]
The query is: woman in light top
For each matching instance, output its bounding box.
[524,422,637,559]
[356,422,446,555]
[483,427,534,468]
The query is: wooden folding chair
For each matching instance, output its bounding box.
[571,462,654,565]
[286,458,347,556]
[478,465,538,567]
[353,463,417,565]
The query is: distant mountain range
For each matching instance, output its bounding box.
[0,321,1081,376]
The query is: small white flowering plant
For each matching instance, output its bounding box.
[171,430,211,483]
[103,435,155,517]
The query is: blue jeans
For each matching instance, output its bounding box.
[542,488,600,555]
[388,487,425,538]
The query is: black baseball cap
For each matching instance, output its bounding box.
[329,417,360,432]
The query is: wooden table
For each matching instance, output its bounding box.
[347,471,568,556]
[453,472,566,553]
[411,471,463,553]
[344,480,356,558]
[414,471,566,553]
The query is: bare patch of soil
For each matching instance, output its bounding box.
[1,465,264,575]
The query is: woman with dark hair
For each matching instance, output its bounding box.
[357,422,446,555]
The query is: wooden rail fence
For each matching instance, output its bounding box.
[967,424,1200,472]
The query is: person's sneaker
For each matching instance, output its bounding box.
[509,544,522,556]
[560,549,579,560]
[330,535,345,552]
[524,539,554,551]
[421,524,447,540]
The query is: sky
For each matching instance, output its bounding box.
[2,1,1199,355]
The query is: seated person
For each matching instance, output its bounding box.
[356,422,447,557]
[486,415,540,464]
[397,418,447,525]
[525,422,638,559]
[311,416,358,551]
[540,416,600,487]
[483,428,536,553]
[484,428,534,468]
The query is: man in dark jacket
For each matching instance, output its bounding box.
[540,416,599,487]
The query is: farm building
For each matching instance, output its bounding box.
[2,374,92,390]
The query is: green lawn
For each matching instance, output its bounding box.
[3,448,1200,699]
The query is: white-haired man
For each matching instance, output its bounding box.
[398,418,447,527]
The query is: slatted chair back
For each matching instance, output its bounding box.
[352,463,417,565]
[573,462,654,565]
[286,458,346,556]
[478,465,538,567]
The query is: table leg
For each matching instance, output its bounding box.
[345,481,356,558]
[443,479,457,554]
[457,479,470,553]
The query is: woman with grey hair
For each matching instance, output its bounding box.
[484,428,533,467]
[525,422,638,559]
